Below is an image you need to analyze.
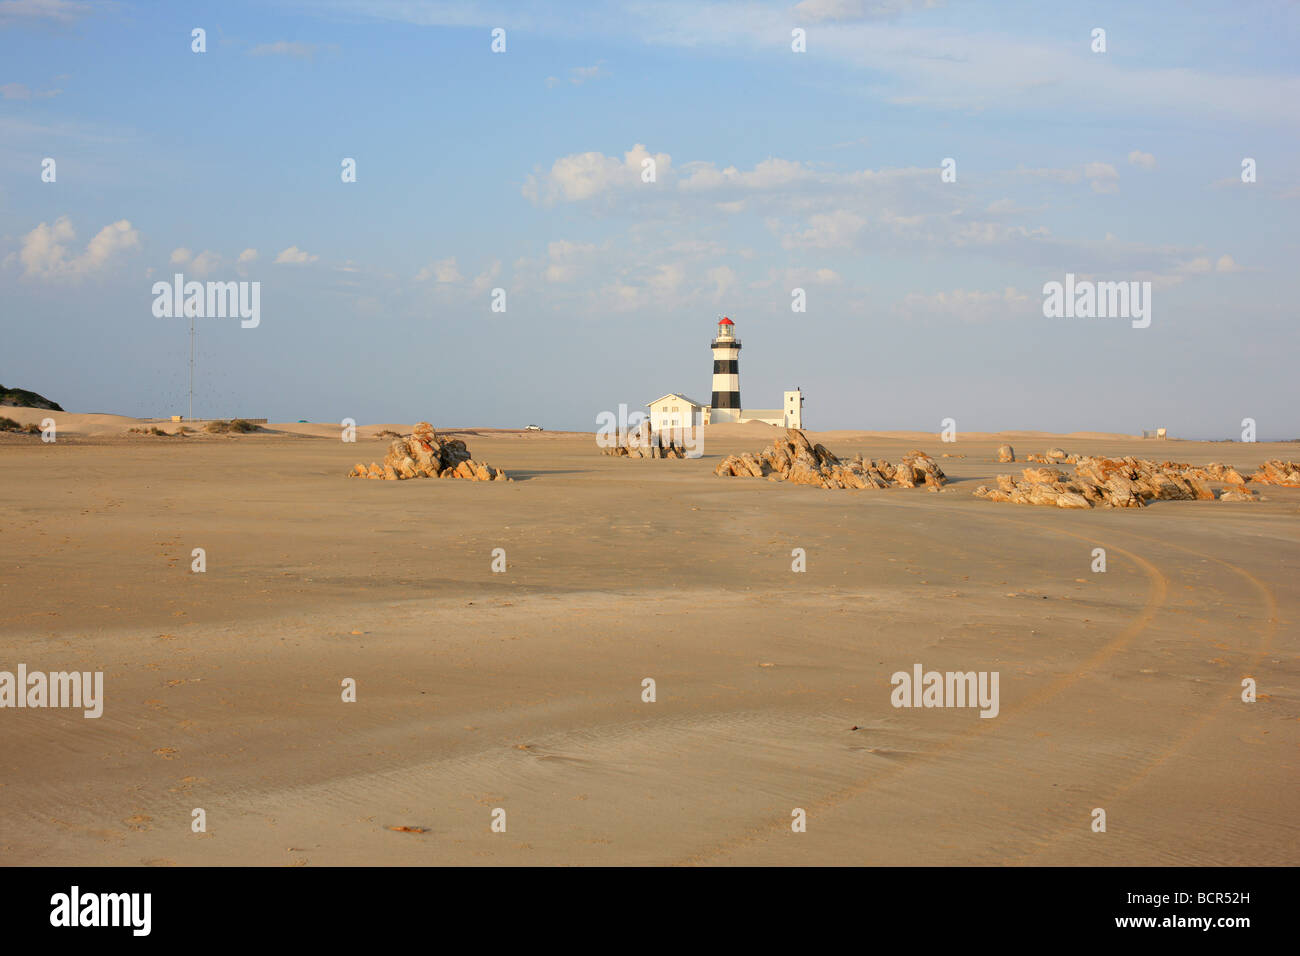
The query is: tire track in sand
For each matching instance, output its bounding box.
[676,511,1170,865]
[1004,525,1281,864]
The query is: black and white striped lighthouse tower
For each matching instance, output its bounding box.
[710,316,741,423]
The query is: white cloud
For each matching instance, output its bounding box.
[1127,150,1157,170]
[415,256,462,283]
[611,282,641,311]
[679,157,811,191]
[522,143,672,204]
[950,220,1050,247]
[569,64,604,84]
[985,197,1039,216]
[274,245,319,265]
[550,62,607,87]
[781,209,867,249]
[706,265,736,300]
[0,82,55,99]
[1179,254,1243,275]
[793,0,936,23]
[1177,257,1212,275]
[471,258,502,292]
[543,240,597,283]
[249,41,317,58]
[189,249,222,277]
[511,142,1206,307]
[524,145,936,234]
[310,2,1300,128]
[16,216,139,279]
[169,247,192,264]
[0,0,101,26]
[668,238,727,258]
[237,248,258,263]
[751,265,850,292]
[1016,167,1083,185]
[649,263,686,297]
[901,286,1032,323]
[1084,162,1119,194]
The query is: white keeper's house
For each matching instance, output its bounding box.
[647,316,804,431]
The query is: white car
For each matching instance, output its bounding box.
[524,424,544,431]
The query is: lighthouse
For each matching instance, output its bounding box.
[646,315,805,429]
[710,316,741,423]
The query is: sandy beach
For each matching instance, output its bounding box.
[1,413,1295,866]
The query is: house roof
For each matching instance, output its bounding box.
[646,393,707,408]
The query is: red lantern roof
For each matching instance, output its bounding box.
[718,317,734,326]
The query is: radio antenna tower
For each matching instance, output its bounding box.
[187,302,196,422]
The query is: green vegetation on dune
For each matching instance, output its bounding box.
[205,419,260,434]
[0,416,42,434]
[0,384,63,412]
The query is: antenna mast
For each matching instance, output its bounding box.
[188,306,195,422]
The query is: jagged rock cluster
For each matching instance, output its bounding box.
[974,456,1257,509]
[1022,448,1080,464]
[348,422,509,481]
[599,424,692,459]
[714,429,947,491]
[1179,461,1249,484]
[1250,460,1300,487]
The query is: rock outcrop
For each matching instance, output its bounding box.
[1248,460,1300,487]
[348,422,509,481]
[1219,486,1259,502]
[974,456,1257,508]
[599,422,693,459]
[996,444,1015,463]
[1023,448,1081,464]
[1183,461,1250,484]
[714,429,946,491]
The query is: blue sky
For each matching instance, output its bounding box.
[1,0,1297,436]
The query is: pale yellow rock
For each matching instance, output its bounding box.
[1022,467,1064,484]
[1056,491,1092,509]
